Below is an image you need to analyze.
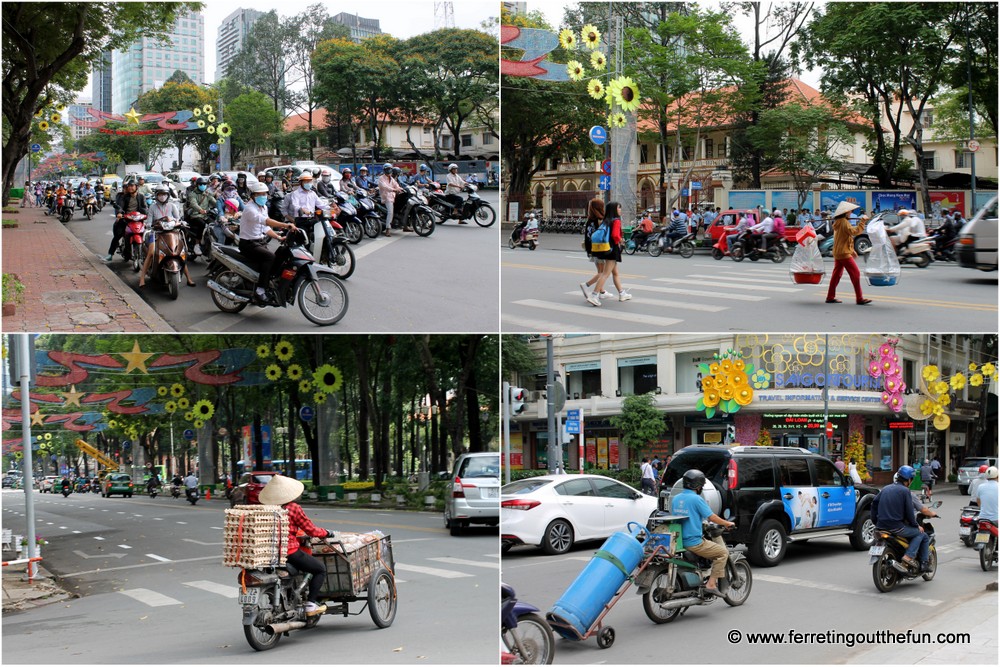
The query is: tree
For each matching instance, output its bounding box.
[1,2,199,203]
[226,91,282,164]
[610,393,665,453]
[944,2,997,137]
[136,80,216,171]
[754,428,773,447]
[225,11,300,117]
[843,430,868,482]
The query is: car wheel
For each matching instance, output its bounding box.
[541,519,574,555]
[749,519,787,567]
[959,485,969,495]
[849,509,875,550]
[449,522,465,537]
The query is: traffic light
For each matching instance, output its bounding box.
[726,424,736,444]
[510,386,526,415]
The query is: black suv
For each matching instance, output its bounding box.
[657,445,880,567]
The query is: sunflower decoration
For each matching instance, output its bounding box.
[299,379,313,394]
[184,411,194,422]
[265,364,282,381]
[207,114,216,123]
[256,344,270,359]
[207,125,216,134]
[274,340,295,362]
[38,121,50,132]
[192,400,215,421]
[216,123,232,138]
[193,108,201,117]
[170,383,185,398]
[313,364,343,394]
[165,400,177,414]
[314,392,328,404]
[157,386,168,396]
[608,111,626,129]
[558,28,576,50]
[609,76,641,113]
[286,364,304,381]
[49,113,61,124]
[218,138,227,145]
[108,419,118,428]
[566,60,585,82]
[194,419,204,429]
[177,397,190,410]
[34,109,44,118]
[587,79,605,100]
[590,51,606,71]
[581,24,601,49]
[197,119,206,128]
[696,350,755,418]
[202,104,214,114]
[44,432,53,441]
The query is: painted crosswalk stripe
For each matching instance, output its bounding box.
[512,300,684,327]
[120,588,182,607]
[754,573,943,607]
[562,290,729,312]
[118,544,132,549]
[94,536,105,540]
[643,284,770,301]
[694,274,799,286]
[659,276,801,293]
[183,580,238,598]
[503,314,582,331]
[428,557,500,570]
[145,553,171,562]
[394,563,474,579]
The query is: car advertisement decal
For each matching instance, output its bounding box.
[781,486,820,531]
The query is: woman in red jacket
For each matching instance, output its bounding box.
[588,201,632,306]
[259,474,334,616]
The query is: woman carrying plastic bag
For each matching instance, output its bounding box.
[824,201,872,305]
[863,214,902,287]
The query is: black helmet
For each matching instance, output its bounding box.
[196,176,208,186]
[682,469,707,492]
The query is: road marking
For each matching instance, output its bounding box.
[145,553,172,562]
[502,314,581,331]
[754,573,943,607]
[61,555,220,578]
[72,530,81,534]
[119,588,182,607]
[176,521,187,525]
[659,276,801,293]
[642,283,770,301]
[73,549,125,559]
[512,300,684,327]
[182,538,224,546]
[118,544,132,549]
[94,536,105,540]
[211,526,222,530]
[563,290,729,312]
[503,262,646,280]
[183,580,238,598]
[428,557,500,570]
[393,563,474,579]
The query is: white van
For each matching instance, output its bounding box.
[958,194,998,271]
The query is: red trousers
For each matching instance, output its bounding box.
[826,256,864,302]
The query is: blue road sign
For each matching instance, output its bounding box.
[209,143,219,153]
[299,405,315,422]
[30,143,41,153]
[566,420,581,434]
[589,126,607,145]
[681,188,689,196]
[601,159,612,175]
[599,175,611,191]
[122,440,131,450]
[691,181,702,190]
[183,429,195,440]
[567,409,581,420]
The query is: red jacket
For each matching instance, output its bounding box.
[283,502,328,555]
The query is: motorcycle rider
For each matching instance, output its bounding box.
[258,474,337,616]
[748,209,776,252]
[444,163,467,223]
[670,469,736,596]
[262,171,278,198]
[338,168,358,196]
[281,168,295,193]
[665,210,688,246]
[888,209,926,251]
[234,173,250,201]
[316,168,337,198]
[241,181,298,304]
[139,185,196,288]
[871,465,931,572]
[283,172,321,224]
[183,470,198,500]
[185,176,217,247]
[80,181,97,214]
[632,211,655,248]
[207,173,222,198]
[726,211,754,254]
[146,468,162,495]
[378,163,404,236]
[355,165,374,190]
[105,179,147,261]
[970,466,998,528]
[412,164,433,188]
[969,465,989,499]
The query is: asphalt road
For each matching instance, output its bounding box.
[501,486,995,664]
[1,490,498,664]
[501,234,998,333]
[64,190,500,332]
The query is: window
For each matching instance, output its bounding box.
[640,144,649,163]
[918,110,933,128]
[705,138,714,159]
[738,458,775,488]
[778,458,811,486]
[921,151,936,171]
[812,459,842,486]
[461,134,473,147]
[423,127,431,135]
[482,132,494,145]
[955,150,969,169]
[718,137,728,158]
[592,478,636,499]
[554,478,595,497]
[580,368,602,398]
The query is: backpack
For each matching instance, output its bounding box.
[774,216,786,237]
[589,221,612,253]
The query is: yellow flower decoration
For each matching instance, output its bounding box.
[969,362,979,373]
[713,375,729,390]
[566,60,585,81]
[950,373,966,391]
[202,104,213,114]
[720,359,734,374]
[287,364,303,381]
[165,401,177,414]
[922,365,940,382]
[933,413,951,430]
[193,108,201,117]
[608,111,626,128]
[170,383,185,397]
[982,363,996,378]
[970,373,983,387]
[50,113,62,124]
[256,344,270,358]
[733,359,746,372]
[184,411,194,422]
[56,104,67,112]
[733,386,754,406]
[313,364,343,394]
[38,121,49,131]
[193,400,215,420]
[218,137,226,145]
[35,109,44,118]
[217,123,232,138]
[590,51,606,71]
[932,404,944,416]
[558,28,576,50]
[610,76,640,113]
[157,386,168,396]
[931,381,949,396]
[587,79,605,99]
[728,371,749,388]
[177,397,190,409]
[709,363,721,376]
[265,364,282,381]
[299,379,313,394]
[206,114,216,123]
[44,433,52,441]
[207,125,216,134]
[275,340,294,361]
[937,393,951,406]
[703,388,721,408]
[581,24,601,49]
[194,420,204,429]
[719,386,735,401]
[197,119,206,128]
[314,392,327,404]
[919,400,935,417]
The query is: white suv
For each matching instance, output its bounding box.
[958,195,998,271]
[444,452,500,536]
[958,456,998,495]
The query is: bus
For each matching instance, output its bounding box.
[236,459,312,481]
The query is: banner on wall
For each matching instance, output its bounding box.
[770,191,804,212]
[872,191,917,212]
[597,437,608,468]
[929,191,966,215]
[818,190,866,214]
[729,190,767,211]
[609,438,620,468]
[586,437,597,466]
[509,432,523,469]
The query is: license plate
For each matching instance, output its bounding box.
[238,588,260,605]
[959,526,971,535]
[975,532,990,544]
[482,487,498,499]
[868,545,885,556]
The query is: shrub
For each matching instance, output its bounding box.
[2,273,25,305]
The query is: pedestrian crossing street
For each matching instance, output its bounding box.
[504,261,815,331]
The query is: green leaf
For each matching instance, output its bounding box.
[706,406,716,419]
[696,397,706,411]
[698,363,711,375]
[745,363,755,375]
[727,399,739,413]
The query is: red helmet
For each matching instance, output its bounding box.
[980,465,989,474]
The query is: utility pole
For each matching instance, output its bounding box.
[503,382,511,484]
[546,336,559,473]
[822,334,829,458]
[17,335,39,579]
[965,7,976,212]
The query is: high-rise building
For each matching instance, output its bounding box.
[331,12,382,43]
[90,50,113,113]
[502,2,527,17]
[215,7,263,81]
[111,10,205,115]
[67,102,94,141]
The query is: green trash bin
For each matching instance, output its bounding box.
[317,486,329,502]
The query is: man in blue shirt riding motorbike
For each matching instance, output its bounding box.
[671,469,735,596]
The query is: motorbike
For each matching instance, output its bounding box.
[61,484,72,498]
[59,192,76,222]
[95,190,105,212]
[501,582,555,664]
[147,482,161,498]
[349,188,382,238]
[297,198,356,280]
[891,234,934,268]
[185,486,199,505]
[649,228,696,258]
[635,519,753,624]
[624,226,662,255]
[185,209,216,261]
[142,217,191,300]
[206,228,349,326]
[509,215,540,250]
[388,186,435,237]
[201,210,241,259]
[330,191,365,245]
[428,180,496,227]
[115,211,148,272]
[731,230,786,263]
[170,483,182,499]
[974,518,998,571]
[83,194,97,220]
[711,229,741,261]
[930,232,958,262]
[268,190,286,223]
[870,501,940,592]
[960,505,980,547]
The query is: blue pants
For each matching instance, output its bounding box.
[896,525,929,564]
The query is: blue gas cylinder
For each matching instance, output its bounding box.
[547,522,645,640]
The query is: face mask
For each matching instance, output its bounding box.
[302,182,313,191]
[322,177,331,183]
[198,185,207,192]
[254,196,268,206]
[156,195,168,203]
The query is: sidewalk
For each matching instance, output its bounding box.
[1,560,75,613]
[1,206,170,332]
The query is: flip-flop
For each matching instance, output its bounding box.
[856,299,872,305]
[825,298,842,303]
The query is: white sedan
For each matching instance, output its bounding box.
[501,474,659,555]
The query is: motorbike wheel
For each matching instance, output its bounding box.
[296,276,348,326]
[770,246,786,263]
[508,238,516,249]
[473,203,497,227]
[981,536,996,572]
[210,270,249,314]
[345,220,363,245]
[711,247,724,260]
[854,236,872,255]
[724,560,753,606]
[60,210,71,223]
[922,546,938,580]
[131,242,142,272]
[648,242,663,258]
[624,240,637,255]
[730,245,745,262]
[85,209,91,221]
[962,534,975,548]
[873,553,899,592]
[159,271,177,301]
[678,240,695,258]
[367,567,397,628]
[363,216,381,239]
[412,212,435,237]
[529,241,537,250]
[502,613,555,665]
[323,243,356,280]
[914,251,932,268]
[642,570,683,624]
[244,593,282,651]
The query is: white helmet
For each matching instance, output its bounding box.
[987,466,999,480]
[448,163,458,171]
